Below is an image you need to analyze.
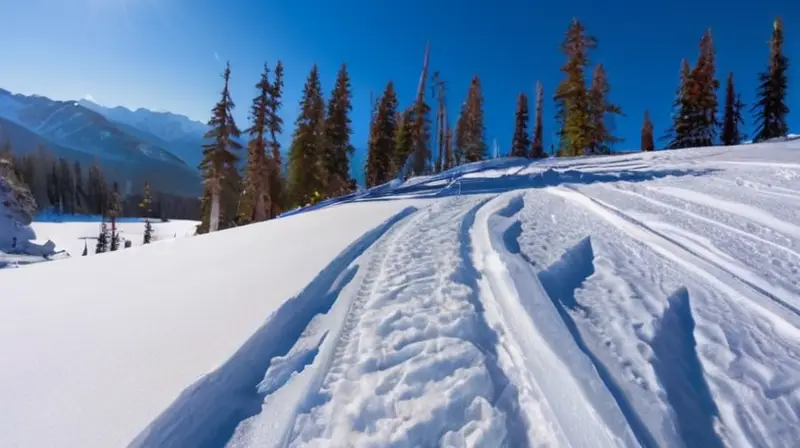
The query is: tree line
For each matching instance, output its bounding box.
[198,17,790,233]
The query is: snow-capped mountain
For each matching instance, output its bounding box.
[78,98,208,168]
[0,89,201,196]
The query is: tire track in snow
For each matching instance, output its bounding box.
[471,192,641,447]
[547,186,800,339]
[131,206,419,448]
[282,196,527,447]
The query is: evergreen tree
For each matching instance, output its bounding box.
[242,63,272,223]
[73,161,84,214]
[366,81,399,188]
[722,72,746,146]
[87,160,107,216]
[108,181,122,251]
[461,75,487,162]
[690,29,720,147]
[665,59,695,149]
[140,181,153,244]
[323,63,355,196]
[393,108,414,177]
[82,241,88,256]
[199,62,243,233]
[555,18,596,156]
[287,65,326,207]
[58,158,75,214]
[510,92,531,158]
[46,162,60,212]
[410,44,432,176]
[752,17,790,142]
[267,61,285,218]
[641,110,655,152]
[587,64,623,155]
[531,81,545,158]
[95,221,109,254]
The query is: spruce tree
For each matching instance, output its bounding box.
[393,108,415,177]
[323,63,355,196]
[665,59,695,149]
[242,63,272,223]
[287,65,326,207]
[199,62,243,233]
[752,17,790,142]
[87,160,107,216]
[73,161,84,214]
[366,81,399,187]
[531,81,545,158]
[722,72,746,146]
[267,61,285,218]
[58,158,74,214]
[462,76,487,162]
[641,110,655,152]
[140,181,153,244]
[510,92,531,158]
[108,181,122,251]
[690,29,720,147]
[95,221,109,254]
[555,19,596,156]
[587,63,623,155]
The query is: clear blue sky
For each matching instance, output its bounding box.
[2,0,798,156]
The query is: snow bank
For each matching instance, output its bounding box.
[0,198,426,448]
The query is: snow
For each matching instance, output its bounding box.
[3,140,800,447]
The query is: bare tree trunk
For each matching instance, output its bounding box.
[209,179,221,233]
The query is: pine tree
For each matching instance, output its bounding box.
[665,59,695,149]
[461,75,487,162]
[267,61,285,218]
[587,64,623,155]
[531,81,545,158]
[242,62,272,224]
[140,181,153,244]
[58,158,75,214]
[410,44,432,176]
[641,110,655,152]
[287,65,326,207]
[752,17,790,142]
[108,181,122,251]
[690,29,720,147]
[722,72,746,145]
[46,162,60,212]
[82,240,88,256]
[199,62,243,233]
[393,108,414,177]
[555,18,597,157]
[95,221,109,254]
[87,160,107,216]
[323,63,355,196]
[366,81,399,187]
[73,161,84,214]
[510,92,531,158]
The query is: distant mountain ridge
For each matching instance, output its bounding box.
[0,89,202,196]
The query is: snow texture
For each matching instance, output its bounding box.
[3,140,800,448]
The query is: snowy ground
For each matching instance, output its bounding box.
[3,141,800,447]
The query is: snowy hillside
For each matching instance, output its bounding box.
[3,141,800,447]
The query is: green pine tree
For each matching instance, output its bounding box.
[323,63,355,197]
[267,61,285,218]
[587,63,623,155]
[641,110,655,152]
[241,62,272,224]
[393,108,414,177]
[554,18,596,156]
[510,92,531,158]
[664,59,695,149]
[462,75,487,162]
[287,65,327,207]
[752,17,790,142]
[722,72,746,146]
[366,81,399,188]
[140,181,153,244]
[198,62,243,233]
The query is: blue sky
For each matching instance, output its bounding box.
[1,0,798,159]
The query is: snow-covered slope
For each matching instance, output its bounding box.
[3,141,800,447]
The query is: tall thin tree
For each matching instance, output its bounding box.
[752,17,790,142]
[242,63,272,223]
[641,110,655,152]
[722,72,746,146]
[587,63,623,155]
[323,63,355,197]
[287,65,326,207]
[555,19,596,156]
[510,92,531,158]
[531,81,545,158]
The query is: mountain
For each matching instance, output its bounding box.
[0,89,201,196]
[78,99,209,169]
